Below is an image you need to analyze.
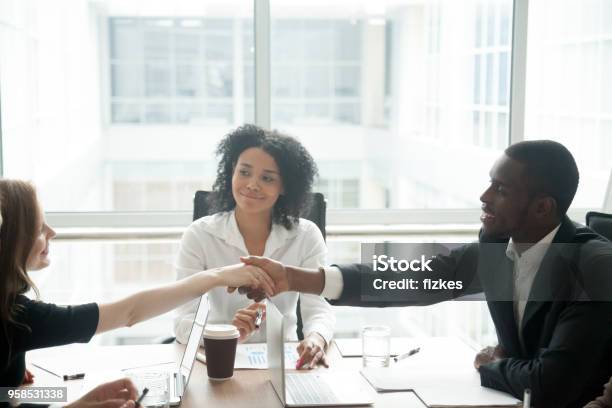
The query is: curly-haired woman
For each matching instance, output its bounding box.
[173,125,335,369]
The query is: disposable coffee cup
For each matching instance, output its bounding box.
[203,324,240,381]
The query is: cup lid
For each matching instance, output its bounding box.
[203,324,240,339]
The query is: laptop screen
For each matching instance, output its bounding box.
[266,301,286,404]
[178,296,209,394]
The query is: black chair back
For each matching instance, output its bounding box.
[586,211,612,241]
[193,191,327,241]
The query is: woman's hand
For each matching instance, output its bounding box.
[22,369,35,384]
[232,302,266,341]
[65,378,138,408]
[295,333,329,369]
[211,263,274,297]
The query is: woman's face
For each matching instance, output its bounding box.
[26,202,56,271]
[232,147,284,216]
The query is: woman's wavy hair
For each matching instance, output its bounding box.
[208,124,318,230]
[0,179,40,365]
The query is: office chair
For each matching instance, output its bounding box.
[193,190,327,240]
[586,211,612,241]
[162,191,327,343]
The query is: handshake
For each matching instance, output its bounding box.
[212,257,329,369]
[217,256,325,301]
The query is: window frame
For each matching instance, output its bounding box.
[4,0,587,231]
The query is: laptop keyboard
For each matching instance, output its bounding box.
[286,374,340,405]
[129,371,171,399]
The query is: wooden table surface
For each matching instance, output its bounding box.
[26,339,517,408]
[181,342,427,408]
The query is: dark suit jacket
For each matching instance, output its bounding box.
[330,216,612,408]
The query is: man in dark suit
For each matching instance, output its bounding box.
[239,140,612,408]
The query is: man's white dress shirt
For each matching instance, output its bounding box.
[505,224,560,348]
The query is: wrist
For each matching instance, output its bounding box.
[287,266,324,294]
[306,332,327,348]
[286,265,296,291]
[205,267,225,288]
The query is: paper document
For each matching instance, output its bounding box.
[362,369,518,406]
[29,344,175,377]
[359,337,519,407]
[197,342,300,369]
[360,337,476,390]
[416,379,521,407]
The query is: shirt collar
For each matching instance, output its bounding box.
[199,210,298,255]
[505,224,562,264]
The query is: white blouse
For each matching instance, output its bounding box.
[173,210,335,344]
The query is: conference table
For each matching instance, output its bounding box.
[178,342,427,408]
[25,338,518,408]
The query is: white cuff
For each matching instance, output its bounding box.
[303,323,334,345]
[320,266,343,300]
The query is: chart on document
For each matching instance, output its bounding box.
[197,343,299,370]
[238,343,300,369]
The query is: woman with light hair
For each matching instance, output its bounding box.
[0,179,273,393]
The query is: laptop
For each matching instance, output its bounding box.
[127,296,209,407]
[604,168,612,212]
[266,301,375,407]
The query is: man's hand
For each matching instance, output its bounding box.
[65,378,138,408]
[584,376,612,408]
[473,344,505,370]
[227,256,290,299]
[296,333,329,369]
[232,286,268,302]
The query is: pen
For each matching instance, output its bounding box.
[32,363,61,378]
[393,347,421,363]
[136,387,149,407]
[523,389,531,408]
[254,308,263,329]
[63,373,85,381]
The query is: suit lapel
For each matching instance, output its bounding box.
[521,217,577,347]
[483,253,524,357]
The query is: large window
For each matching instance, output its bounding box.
[269,0,512,211]
[110,18,239,125]
[471,0,512,149]
[0,1,254,212]
[0,0,514,212]
[2,0,610,347]
[524,0,612,209]
[2,0,610,213]
[271,19,362,125]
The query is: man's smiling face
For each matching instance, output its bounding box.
[479,154,534,240]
